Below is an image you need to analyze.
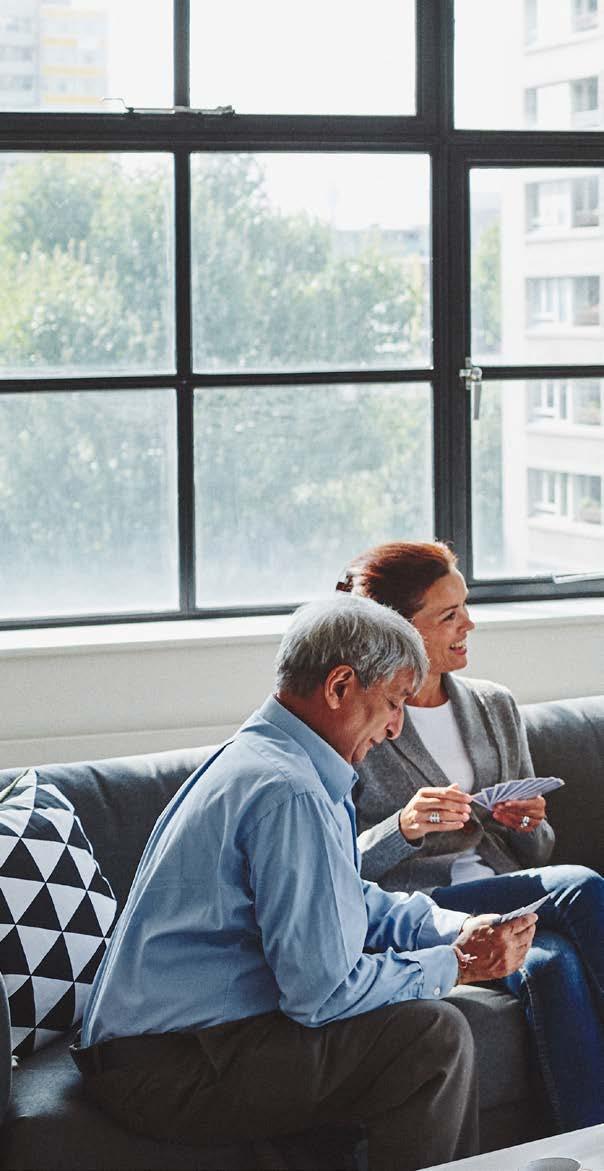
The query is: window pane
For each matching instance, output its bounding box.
[0,0,172,112]
[0,390,178,619]
[194,383,432,606]
[190,0,415,115]
[191,154,431,373]
[471,168,604,366]
[472,380,604,578]
[0,153,175,376]
[456,0,603,129]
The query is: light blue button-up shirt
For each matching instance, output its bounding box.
[83,696,467,1045]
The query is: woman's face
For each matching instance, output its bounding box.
[411,568,475,677]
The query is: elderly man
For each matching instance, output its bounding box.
[72,596,536,1171]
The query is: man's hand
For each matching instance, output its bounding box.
[453,911,537,984]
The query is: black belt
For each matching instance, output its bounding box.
[70,1031,175,1076]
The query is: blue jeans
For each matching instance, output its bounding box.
[432,865,604,1131]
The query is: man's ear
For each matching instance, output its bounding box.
[324,665,356,710]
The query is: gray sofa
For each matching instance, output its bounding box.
[1,694,603,1170]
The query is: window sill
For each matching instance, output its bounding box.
[1,597,604,659]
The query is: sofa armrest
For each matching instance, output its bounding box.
[0,973,11,1127]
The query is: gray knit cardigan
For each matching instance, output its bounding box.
[355,673,555,894]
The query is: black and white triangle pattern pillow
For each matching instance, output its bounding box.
[0,768,117,1059]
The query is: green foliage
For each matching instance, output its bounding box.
[472,221,501,357]
[195,384,432,604]
[0,152,431,617]
[470,221,504,573]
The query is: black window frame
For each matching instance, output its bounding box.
[0,0,602,631]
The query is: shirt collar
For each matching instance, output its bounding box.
[258,694,357,804]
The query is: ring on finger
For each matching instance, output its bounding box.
[520,814,531,829]
[428,811,441,824]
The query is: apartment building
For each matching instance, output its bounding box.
[0,0,107,111]
[492,0,604,575]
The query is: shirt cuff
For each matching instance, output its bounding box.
[413,944,460,999]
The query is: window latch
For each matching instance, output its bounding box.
[458,357,483,420]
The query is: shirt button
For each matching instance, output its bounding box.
[433,986,441,996]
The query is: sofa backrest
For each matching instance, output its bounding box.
[1,693,602,913]
[520,694,604,874]
[0,746,215,911]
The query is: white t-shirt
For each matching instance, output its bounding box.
[406,701,496,884]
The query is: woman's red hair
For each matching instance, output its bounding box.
[336,541,458,620]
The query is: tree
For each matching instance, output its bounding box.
[470,221,504,573]
[0,153,430,617]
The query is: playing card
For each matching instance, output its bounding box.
[471,776,564,811]
[496,894,551,924]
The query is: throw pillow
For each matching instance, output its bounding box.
[0,768,117,1058]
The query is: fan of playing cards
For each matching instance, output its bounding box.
[471,776,565,811]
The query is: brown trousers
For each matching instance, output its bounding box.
[75,1000,479,1171]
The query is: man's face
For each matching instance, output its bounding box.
[337,667,415,765]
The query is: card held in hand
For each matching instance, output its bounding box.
[495,894,551,924]
[471,775,564,811]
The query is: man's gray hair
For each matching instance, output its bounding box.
[275,594,428,697]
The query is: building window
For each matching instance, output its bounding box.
[525,0,538,44]
[572,174,600,226]
[574,474,602,523]
[528,469,569,517]
[573,275,600,325]
[524,87,538,127]
[528,381,569,421]
[525,180,568,231]
[526,174,601,231]
[528,379,603,424]
[572,380,604,424]
[572,0,599,31]
[528,468,602,524]
[526,276,600,327]
[571,76,599,126]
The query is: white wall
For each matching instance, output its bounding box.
[0,600,602,769]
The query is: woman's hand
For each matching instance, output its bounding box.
[492,795,546,833]
[398,783,473,842]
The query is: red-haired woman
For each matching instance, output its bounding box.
[338,541,604,1132]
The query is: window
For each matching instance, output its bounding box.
[525,180,568,232]
[529,468,603,528]
[524,0,538,45]
[526,277,600,328]
[524,88,538,128]
[1,0,603,629]
[571,76,599,126]
[574,276,600,325]
[528,469,568,517]
[527,379,604,425]
[573,474,602,523]
[528,381,569,421]
[572,175,600,226]
[573,0,599,31]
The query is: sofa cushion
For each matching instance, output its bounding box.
[521,695,604,873]
[3,1039,360,1171]
[0,770,117,1059]
[0,747,216,912]
[446,984,534,1111]
[3,1038,259,1171]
